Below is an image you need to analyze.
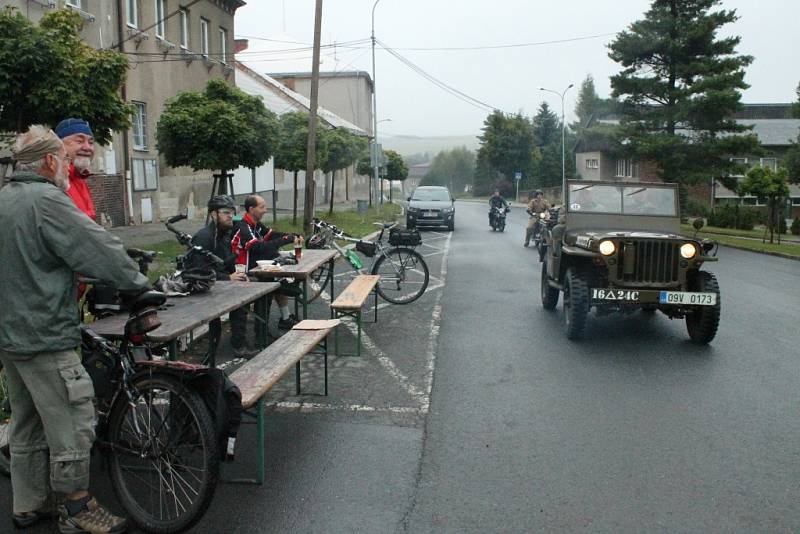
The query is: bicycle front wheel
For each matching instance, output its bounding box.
[371,247,430,304]
[106,372,219,534]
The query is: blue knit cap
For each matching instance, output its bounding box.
[55,118,94,139]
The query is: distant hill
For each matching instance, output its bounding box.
[381,134,479,157]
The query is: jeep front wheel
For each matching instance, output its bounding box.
[685,271,721,344]
[563,268,589,340]
[541,263,559,310]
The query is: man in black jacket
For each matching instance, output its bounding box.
[232,195,300,330]
[192,196,256,357]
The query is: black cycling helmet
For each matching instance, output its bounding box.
[207,195,236,212]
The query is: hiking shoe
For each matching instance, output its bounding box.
[232,344,259,358]
[277,315,299,330]
[58,498,127,534]
[523,242,529,247]
[13,499,57,528]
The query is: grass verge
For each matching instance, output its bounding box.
[693,231,800,259]
[681,223,798,241]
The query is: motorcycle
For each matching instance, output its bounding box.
[536,207,561,261]
[490,205,510,232]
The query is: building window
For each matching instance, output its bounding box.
[792,197,800,206]
[179,8,189,49]
[154,0,165,39]
[200,18,209,57]
[132,102,147,151]
[219,27,228,64]
[760,158,777,171]
[729,157,748,177]
[65,0,82,8]
[132,159,158,191]
[126,0,138,28]
[615,158,637,178]
[586,158,599,169]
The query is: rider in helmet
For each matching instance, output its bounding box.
[524,189,550,247]
[192,195,255,357]
[488,190,509,228]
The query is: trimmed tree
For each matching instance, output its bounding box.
[785,81,800,183]
[384,149,408,202]
[0,9,130,143]
[273,111,328,224]
[738,166,790,243]
[608,0,759,188]
[474,110,537,194]
[157,79,279,199]
[323,129,364,214]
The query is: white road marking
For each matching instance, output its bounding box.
[268,400,421,415]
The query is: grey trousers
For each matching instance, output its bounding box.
[0,349,95,513]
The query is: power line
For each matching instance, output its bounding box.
[377,39,500,113]
[375,33,616,51]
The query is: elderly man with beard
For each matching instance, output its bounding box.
[0,125,148,533]
[55,118,97,222]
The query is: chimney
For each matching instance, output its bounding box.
[234,39,249,53]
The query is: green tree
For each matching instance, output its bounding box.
[0,9,130,143]
[383,149,407,202]
[608,0,759,187]
[738,166,790,243]
[273,111,328,224]
[323,130,364,214]
[474,110,536,195]
[157,79,279,198]
[572,75,604,129]
[785,81,800,183]
[422,147,475,194]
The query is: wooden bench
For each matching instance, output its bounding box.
[227,320,337,484]
[330,274,380,357]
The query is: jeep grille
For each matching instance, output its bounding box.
[619,240,680,284]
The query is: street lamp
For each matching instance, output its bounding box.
[538,83,574,205]
[370,0,381,207]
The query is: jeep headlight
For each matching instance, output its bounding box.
[680,243,698,259]
[538,212,547,219]
[598,240,616,256]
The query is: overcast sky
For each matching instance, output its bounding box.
[235,0,800,138]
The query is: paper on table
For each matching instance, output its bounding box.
[292,319,341,330]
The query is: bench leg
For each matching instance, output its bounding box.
[295,361,301,396]
[333,309,362,357]
[257,396,265,485]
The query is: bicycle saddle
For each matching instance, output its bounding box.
[127,290,167,312]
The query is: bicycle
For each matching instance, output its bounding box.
[304,218,430,305]
[0,289,221,534]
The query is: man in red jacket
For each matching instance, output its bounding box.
[55,118,97,222]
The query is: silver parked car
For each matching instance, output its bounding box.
[406,186,455,231]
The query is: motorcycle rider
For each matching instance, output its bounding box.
[524,189,551,247]
[488,190,509,229]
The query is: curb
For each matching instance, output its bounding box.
[718,243,800,262]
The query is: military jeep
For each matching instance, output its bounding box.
[540,180,720,344]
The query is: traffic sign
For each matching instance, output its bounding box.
[514,171,522,181]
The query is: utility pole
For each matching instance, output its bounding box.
[303,0,323,235]
[370,0,381,207]
[539,84,573,205]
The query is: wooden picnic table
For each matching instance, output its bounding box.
[248,249,340,319]
[88,280,281,367]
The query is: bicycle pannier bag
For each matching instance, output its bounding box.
[388,228,421,246]
[356,240,377,257]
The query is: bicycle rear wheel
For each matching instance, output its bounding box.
[296,262,332,304]
[106,373,219,534]
[371,247,430,304]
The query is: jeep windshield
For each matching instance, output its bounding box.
[411,189,451,201]
[568,184,677,216]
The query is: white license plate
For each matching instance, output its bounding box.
[424,210,437,217]
[659,291,716,306]
[591,289,640,302]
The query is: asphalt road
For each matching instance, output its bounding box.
[2,199,799,533]
[406,200,800,533]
